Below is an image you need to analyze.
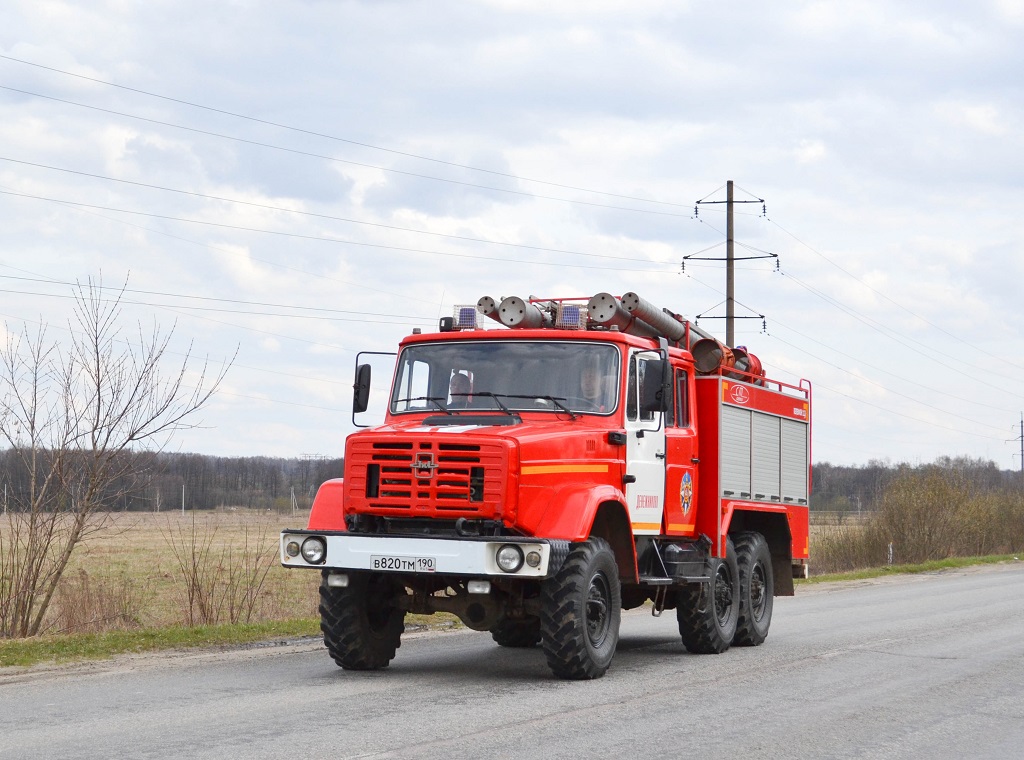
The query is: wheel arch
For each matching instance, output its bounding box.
[308,478,346,531]
[727,510,794,596]
[588,501,638,584]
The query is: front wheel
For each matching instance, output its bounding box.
[540,537,621,679]
[732,532,774,646]
[319,572,406,670]
[677,537,739,654]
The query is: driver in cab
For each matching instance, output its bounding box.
[449,372,472,408]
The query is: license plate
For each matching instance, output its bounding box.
[370,554,436,572]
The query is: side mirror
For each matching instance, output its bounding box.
[353,364,372,413]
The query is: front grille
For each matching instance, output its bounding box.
[348,438,504,518]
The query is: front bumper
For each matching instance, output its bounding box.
[281,531,561,578]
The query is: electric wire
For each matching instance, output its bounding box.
[768,216,1024,374]
[3,54,1016,459]
[0,53,690,209]
[0,287,423,325]
[0,275,430,320]
[683,269,1013,441]
[766,331,1008,435]
[0,187,678,272]
[0,85,687,218]
[0,183,442,307]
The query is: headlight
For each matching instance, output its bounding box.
[525,550,542,568]
[300,536,327,564]
[285,541,301,558]
[495,544,524,573]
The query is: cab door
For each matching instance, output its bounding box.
[624,351,666,535]
[664,367,698,535]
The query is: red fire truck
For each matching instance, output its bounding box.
[281,292,811,679]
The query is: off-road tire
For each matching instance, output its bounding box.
[540,537,621,680]
[319,571,406,670]
[732,532,774,646]
[490,616,542,648]
[677,536,739,654]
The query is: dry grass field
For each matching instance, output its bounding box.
[5,505,980,638]
[55,510,848,632]
[35,510,320,635]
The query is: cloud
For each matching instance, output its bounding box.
[2,0,1023,467]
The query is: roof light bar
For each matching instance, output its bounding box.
[453,305,481,330]
[555,303,587,330]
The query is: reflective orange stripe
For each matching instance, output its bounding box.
[631,522,661,532]
[521,464,609,475]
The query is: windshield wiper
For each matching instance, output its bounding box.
[469,392,516,417]
[398,396,451,414]
[533,396,578,421]
[483,393,579,421]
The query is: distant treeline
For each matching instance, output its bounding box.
[1,450,344,512]
[4,449,1020,514]
[811,456,1022,513]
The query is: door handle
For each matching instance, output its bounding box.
[655,452,666,459]
[691,457,700,464]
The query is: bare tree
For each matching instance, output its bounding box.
[0,277,232,637]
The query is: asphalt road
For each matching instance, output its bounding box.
[2,563,1023,760]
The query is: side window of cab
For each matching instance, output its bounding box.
[674,369,690,428]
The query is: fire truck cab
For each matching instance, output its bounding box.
[282,292,811,679]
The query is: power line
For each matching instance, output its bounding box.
[767,331,1009,434]
[765,318,1017,415]
[0,185,443,307]
[0,275,430,320]
[0,53,689,209]
[768,216,1020,372]
[0,187,678,272]
[682,268,1015,441]
[0,85,687,219]
[775,267,988,385]
[0,287,424,325]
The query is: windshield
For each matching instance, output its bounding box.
[390,340,620,415]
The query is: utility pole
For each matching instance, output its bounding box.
[688,181,774,347]
[726,180,735,347]
[1007,413,1024,476]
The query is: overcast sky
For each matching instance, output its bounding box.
[2,0,1023,469]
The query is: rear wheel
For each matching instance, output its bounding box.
[732,532,774,646]
[320,572,406,670]
[540,537,621,679]
[677,537,739,654]
[490,616,541,648]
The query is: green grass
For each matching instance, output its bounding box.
[800,553,1021,584]
[4,555,1020,669]
[0,613,461,669]
[0,619,321,668]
